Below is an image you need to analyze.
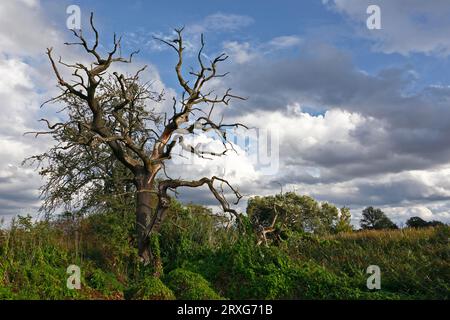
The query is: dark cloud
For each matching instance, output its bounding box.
[219,41,450,176]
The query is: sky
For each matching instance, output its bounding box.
[1,0,450,227]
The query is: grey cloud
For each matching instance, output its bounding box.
[0,170,41,216]
[296,175,450,208]
[219,42,450,178]
[325,0,450,56]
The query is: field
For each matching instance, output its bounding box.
[0,208,448,300]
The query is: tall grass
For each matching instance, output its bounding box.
[0,215,126,299]
[286,226,450,299]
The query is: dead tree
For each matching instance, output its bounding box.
[27,13,247,272]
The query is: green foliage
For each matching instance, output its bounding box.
[0,215,124,299]
[0,202,447,300]
[83,209,138,277]
[287,261,398,299]
[172,213,447,299]
[247,192,342,244]
[125,277,175,300]
[315,202,339,234]
[0,286,15,299]
[288,226,450,299]
[406,216,445,228]
[86,269,124,296]
[406,216,429,228]
[165,269,223,300]
[178,235,395,299]
[179,235,394,300]
[159,200,233,271]
[0,217,79,299]
[335,207,353,233]
[360,206,398,230]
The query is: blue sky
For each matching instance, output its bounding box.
[85,1,450,82]
[42,0,450,89]
[2,0,450,226]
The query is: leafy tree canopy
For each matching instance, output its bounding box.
[360,206,398,230]
[247,192,349,245]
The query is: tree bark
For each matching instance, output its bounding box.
[135,175,162,276]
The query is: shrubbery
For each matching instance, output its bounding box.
[0,198,448,300]
[165,269,223,300]
[125,277,175,300]
[86,269,124,297]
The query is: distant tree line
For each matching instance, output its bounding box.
[405,216,445,229]
[359,206,445,230]
[247,193,446,244]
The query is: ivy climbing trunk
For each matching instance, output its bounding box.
[135,175,163,277]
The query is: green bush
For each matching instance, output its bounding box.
[165,268,223,300]
[125,277,175,300]
[183,237,291,299]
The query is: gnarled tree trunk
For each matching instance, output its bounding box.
[135,175,163,276]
